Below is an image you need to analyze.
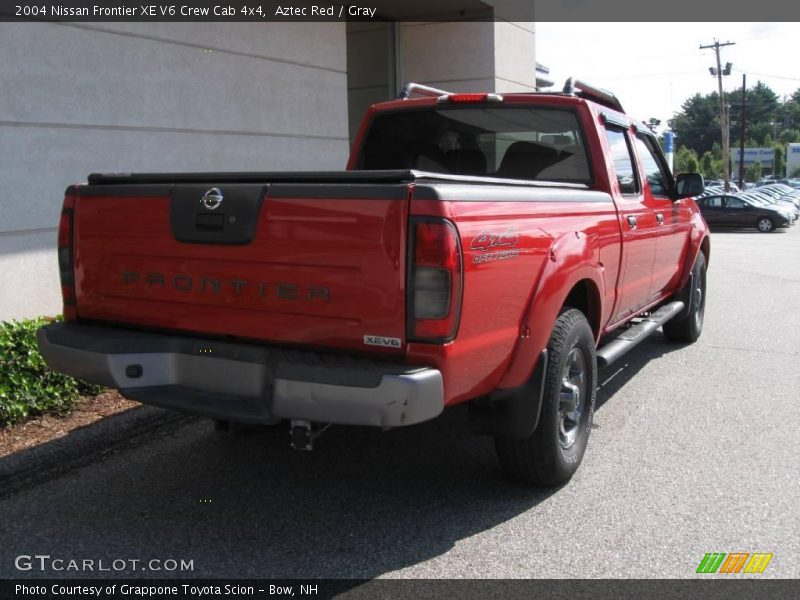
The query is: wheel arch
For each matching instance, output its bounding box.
[562,278,602,341]
[675,213,711,292]
[700,234,710,265]
[498,230,606,391]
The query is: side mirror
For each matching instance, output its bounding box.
[676,173,704,199]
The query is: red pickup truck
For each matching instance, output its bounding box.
[38,80,709,486]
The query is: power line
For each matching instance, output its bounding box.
[732,68,800,83]
[603,70,699,80]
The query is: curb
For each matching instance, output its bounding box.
[0,406,194,500]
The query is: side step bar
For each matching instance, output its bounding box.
[597,301,685,368]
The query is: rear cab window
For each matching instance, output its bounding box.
[357,106,592,184]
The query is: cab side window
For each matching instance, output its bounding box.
[604,127,638,195]
[633,134,672,198]
[703,196,723,208]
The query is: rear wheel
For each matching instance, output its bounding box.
[663,251,706,343]
[495,308,597,486]
[756,217,774,232]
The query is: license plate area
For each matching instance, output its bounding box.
[170,183,266,244]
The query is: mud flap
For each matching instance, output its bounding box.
[468,350,548,439]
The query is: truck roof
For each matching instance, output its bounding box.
[392,79,626,114]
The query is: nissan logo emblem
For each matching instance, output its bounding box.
[201,187,223,210]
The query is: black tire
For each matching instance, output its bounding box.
[756,217,774,233]
[663,251,707,343]
[495,308,597,486]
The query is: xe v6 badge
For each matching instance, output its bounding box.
[201,187,223,210]
[364,335,402,348]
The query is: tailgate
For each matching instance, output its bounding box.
[73,182,410,355]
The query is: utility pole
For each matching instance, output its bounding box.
[700,39,735,192]
[739,73,746,189]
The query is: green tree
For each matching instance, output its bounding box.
[784,88,800,134]
[700,151,721,178]
[674,145,700,173]
[670,81,783,155]
[775,145,785,177]
[746,161,763,182]
[669,93,721,155]
[778,129,800,144]
[743,82,780,141]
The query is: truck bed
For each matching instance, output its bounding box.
[86,169,591,187]
[72,172,425,356]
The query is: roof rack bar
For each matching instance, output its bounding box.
[563,77,625,114]
[399,82,454,100]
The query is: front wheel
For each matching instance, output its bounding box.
[756,217,774,233]
[663,251,707,343]
[494,308,597,486]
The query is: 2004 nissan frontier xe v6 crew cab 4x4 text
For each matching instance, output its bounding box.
[38,79,709,486]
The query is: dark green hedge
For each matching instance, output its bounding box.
[0,317,103,426]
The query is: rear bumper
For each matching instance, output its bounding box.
[37,323,444,427]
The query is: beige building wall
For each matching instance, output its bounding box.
[347,20,536,138]
[2,16,536,321]
[346,22,394,140]
[400,20,535,94]
[0,22,349,321]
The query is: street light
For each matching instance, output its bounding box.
[709,63,732,76]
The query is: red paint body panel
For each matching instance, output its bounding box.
[65,91,709,412]
[74,192,409,355]
[406,196,620,402]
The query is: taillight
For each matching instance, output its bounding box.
[58,187,77,321]
[408,218,462,343]
[437,93,504,104]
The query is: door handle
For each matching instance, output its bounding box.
[656,213,664,225]
[627,215,637,229]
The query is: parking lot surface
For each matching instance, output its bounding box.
[1,226,798,579]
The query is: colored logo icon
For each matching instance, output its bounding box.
[696,552,773,574]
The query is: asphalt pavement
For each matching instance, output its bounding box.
[1,224,798,580]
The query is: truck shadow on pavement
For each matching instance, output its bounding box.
[595,330,681,412]
[0,334,684,580]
